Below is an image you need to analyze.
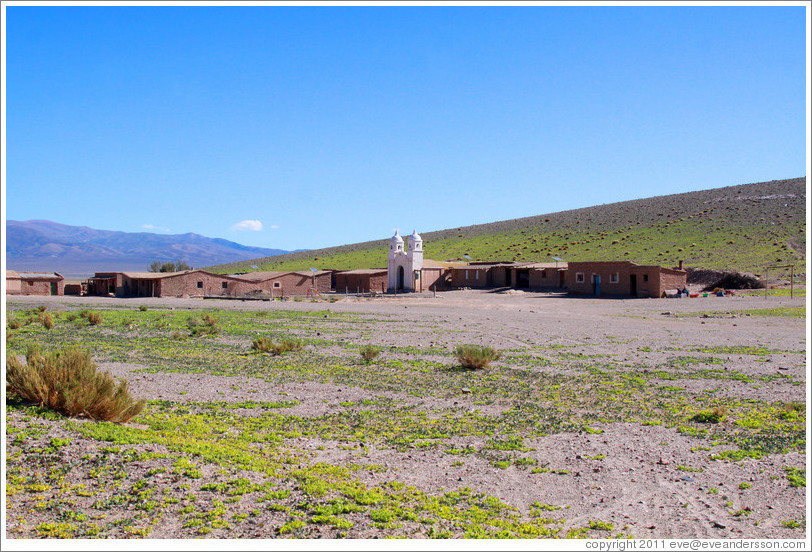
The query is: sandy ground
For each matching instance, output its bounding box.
[4,289,808,540]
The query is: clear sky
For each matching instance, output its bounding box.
[3,2,808,251]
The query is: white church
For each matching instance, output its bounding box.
[387,230,423,292]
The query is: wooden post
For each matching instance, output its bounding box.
[790,265,794,298]
[764,268,768,299]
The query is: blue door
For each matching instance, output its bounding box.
[593,275,600,296]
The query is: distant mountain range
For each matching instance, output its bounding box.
[5,220,296,278]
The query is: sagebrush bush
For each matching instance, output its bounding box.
[6,346,145,423]
[454,344,502,369]
[187,314,219,337]
[691,407,726,424]
[39,312,55,330]
[278,338,303,353]
[359,345,381,364]
[8,319,23,330]
[79,310,103,325]
[251,337,275,353]
[252,337,303,355]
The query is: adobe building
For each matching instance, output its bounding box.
[509,262,568,290]
[234,270,332,298]
[335,269,388,294]
[6,270,64,296]
[88,270,249,298]
[565,261,687,298]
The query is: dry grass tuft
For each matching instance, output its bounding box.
[252,337,303,355]
[454,344,502,370]
[6,346,145,423]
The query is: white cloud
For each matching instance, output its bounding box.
[231,220,263,232]
[142,224,170,232]
[269,225,279,229]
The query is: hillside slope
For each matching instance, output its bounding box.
[209,177,806,277]
[6,220,293,278]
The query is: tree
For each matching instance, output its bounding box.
[148,260,192,273]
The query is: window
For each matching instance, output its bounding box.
[575,273,585,283]
[475,270,479,280]
[222,282,228,289]
[414,271,420,280]
[643,274,649,282]
[541,270,547,278]
[465,270,469,279]
[273,282,281,288]
[610,273,619,283]
[28,281,35,286]
[197,281,203,289]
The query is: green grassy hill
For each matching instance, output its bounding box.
[209,177,806,278]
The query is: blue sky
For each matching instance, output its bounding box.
[4,3,808,251]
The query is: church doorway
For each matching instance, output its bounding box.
[397,266,405,291]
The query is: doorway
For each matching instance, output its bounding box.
[592,274,601,296]
[397,266,405,291]
[50,282,58,295]
[630,274,637,297]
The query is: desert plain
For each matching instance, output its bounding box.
[4,288,808,540]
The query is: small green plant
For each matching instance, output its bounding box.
[276,338,303,355]
[188,314,219,337]
[691,407,726,424]
[738,482,752,490]
[251,337,275,353]
[589,520,614,531]
[359,345,381,364]
[6,345,145,423]
[139,305,148,312]
[251,337,302,355]
[454,344,501,370]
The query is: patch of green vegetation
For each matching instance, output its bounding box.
[784,467,806,488]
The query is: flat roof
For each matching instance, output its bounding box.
[336,269,388,275]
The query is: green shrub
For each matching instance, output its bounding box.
[359,345,381,364]
[187,314,219,337]
[251,337,275,353]
[691,407,726,424]
[6,346,145,423]
[252,337,302,355]
[8,319,23,330]
[139,305,148,312]
[454,345,501,369]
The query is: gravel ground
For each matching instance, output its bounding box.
[4,289,808,541]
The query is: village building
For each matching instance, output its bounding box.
[387,230,423,292]
[565,261,687,298]
[334,269,388,295]
[509,262,568,290]
[6,270,64,296]
[385,230,463,292]
[87,270,251,298]
[233,270,332,298]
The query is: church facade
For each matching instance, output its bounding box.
[387,230,423,292]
